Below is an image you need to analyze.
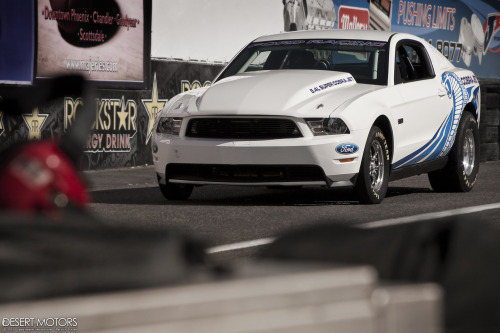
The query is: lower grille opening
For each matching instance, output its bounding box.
[166,164,326,183]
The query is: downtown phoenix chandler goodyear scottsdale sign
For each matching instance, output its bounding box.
[37,0,144,84]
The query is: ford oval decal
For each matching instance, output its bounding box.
[336,143,359,154]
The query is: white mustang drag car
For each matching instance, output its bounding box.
[152,30,480,204]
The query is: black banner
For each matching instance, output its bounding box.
[0,60,224,170]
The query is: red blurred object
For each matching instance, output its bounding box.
[0,141,89,212]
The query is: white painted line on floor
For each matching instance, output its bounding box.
[359,202,500,229]
[206,202,500,254]
[207,237,276,254]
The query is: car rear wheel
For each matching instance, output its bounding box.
[159,182,194,200]
[428,111,479,192]
[355,126,390,204]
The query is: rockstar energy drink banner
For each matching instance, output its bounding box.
[65,97,137,152]
[151,60,223,97]
[0,60,223,170]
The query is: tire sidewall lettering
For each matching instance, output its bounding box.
[459,113,479,190]
[356,126,391,203]
[369,131,389,199]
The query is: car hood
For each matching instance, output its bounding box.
[163,70,379,118]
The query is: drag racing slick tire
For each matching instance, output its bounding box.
[428,111,479,192]
[159,182,194,200]
[355,126,390,204]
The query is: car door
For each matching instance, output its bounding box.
[391,40,453,168]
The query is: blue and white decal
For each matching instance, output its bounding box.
[336,143,359,154]
[393,71,477,169]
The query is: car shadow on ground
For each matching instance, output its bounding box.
[89,185,433,206]
[386,186,433,198]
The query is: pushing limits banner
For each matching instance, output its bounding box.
[37,0,145,85]
[283,0,500,79]
[391,0,500,79]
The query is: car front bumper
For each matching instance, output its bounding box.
[152,131,367,187]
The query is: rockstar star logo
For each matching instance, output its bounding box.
[142,73,168,144]
[0,111,4,137]
[117,96,129,130]
[23,108,48,140]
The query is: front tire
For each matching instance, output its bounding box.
[355,126,390,204]
[428,111,479,192]
[159,182,194,200]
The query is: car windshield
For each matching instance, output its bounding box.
[217,39,389,85]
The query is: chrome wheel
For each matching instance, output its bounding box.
[463,128,475,176]
[428,112,479,193]
[355,126,389,204]
[369,141,385,191]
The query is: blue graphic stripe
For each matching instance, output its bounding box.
[416,115,451,162]
[392,118,446,168]
[467,86,480,117]
[393,71,470,170]
[428,113,454,160]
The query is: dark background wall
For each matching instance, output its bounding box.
[0,60,224,170]
[1,0,500,169]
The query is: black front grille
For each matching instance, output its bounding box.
[167,164,326,183]
[185,118,302,139]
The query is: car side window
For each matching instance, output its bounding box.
[395,42,434,84]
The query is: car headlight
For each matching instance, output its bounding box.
[156,117,182,135]
[305,118,350,135]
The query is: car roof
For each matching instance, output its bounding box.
[253,29,397,43]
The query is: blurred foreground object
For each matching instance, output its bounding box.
[260,215,500,333]
[0,212,205,303]
[0,141,88,211]
[0,258,441,333]
[0,75,94,213]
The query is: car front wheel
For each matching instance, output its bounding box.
[159,182,194,200]
[355,126,390,204]
[428,111,479,192]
